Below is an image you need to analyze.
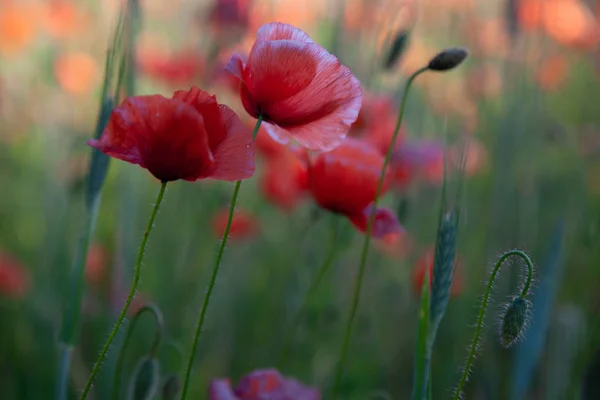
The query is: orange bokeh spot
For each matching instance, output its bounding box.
[54,52,98,95]
[0,4,36,56]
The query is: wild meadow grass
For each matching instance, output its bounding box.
[0,0,599,399]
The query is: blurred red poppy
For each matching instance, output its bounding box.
[212,208,259,240]
[138,50,204,86]
[412,247,463,297]
[226,22,362,151]
[260,146,309,211]
[85,243,108,286]
[88,87,255,182]
[0,252,29,299]
[350,93,405,155]
[209,368,320,400]
[390,140,445,188]
[207,0,252,31]
[309,138,402,238]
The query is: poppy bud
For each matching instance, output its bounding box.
[128,356,160,400]
[500,296,531,348]
[427,47,468,71]
[383,30,410,70]
[162,374,181,400]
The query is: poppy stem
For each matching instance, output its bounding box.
[180,115,263,400]
[452,250,534,400]
[332,66,429,398]
[278,215,341,369]
[80,181,168,400]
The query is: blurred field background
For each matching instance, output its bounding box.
[1,0,600,399]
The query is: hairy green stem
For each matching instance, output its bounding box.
[332,66,429,398]
[180,116,263,400]
[278,216,340,368]
[452,250,534,400]
[111,305,164,400]
[80,181,168,400]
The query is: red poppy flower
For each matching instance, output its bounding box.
[0,252,29,299]
[225,22,362,151]
[412,247,463,297]
[138,50,204,85]
[350,92,405,155]
[390,140,445,188]
[260,146,309,211]
[88,87,255,182]
[254,126,287,159]
[309,138,402,238]
[212,208,259,240]
[209,369,320,400]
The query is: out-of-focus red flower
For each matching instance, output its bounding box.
[212,208,259,241]
[138,50,204,86]
[209,368,320,400]
[536,54,569,91]
[350,93,405,155]
[54,51,99,95]
[88,87,255,182]
[260,146,309,211]
[309,138,402,238]
[226,22,362,151]
[0,252,29,299]
[412,247,463,297]
[0,4,36,56]
[207,0,252,32]
[254,126,287,159]
[85,243,108,286]
[390,140,445,188]
[543,0,600,49]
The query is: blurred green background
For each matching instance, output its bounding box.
[1,0,600,399]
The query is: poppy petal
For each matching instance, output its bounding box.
[256,22,314,43]
[234,369,283,397]
[224,52,246,80]
[258,45,361,151]
[208,379,239,400]
[263,122,291,145]
[245,40,318,104]
[209,105,255,181]
[347,205,403,238]
[173,87,227,150]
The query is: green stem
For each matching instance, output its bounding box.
[57,195,101,400]
[332,66,429,398]
[111,305,164,400]
[278,216,340,368]
[180,116,263,400]
[80,181,168,400]
[452,250,534,400]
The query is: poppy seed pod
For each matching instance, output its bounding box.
[427,47,469,71]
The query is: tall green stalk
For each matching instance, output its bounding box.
[331,66,428,399]
[80,181,168,400]
[180,116,263,400]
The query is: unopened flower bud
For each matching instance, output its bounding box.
[162,374,181,400]
[128,356,160,400]
[500,296,531,348]
[427,47,468,71]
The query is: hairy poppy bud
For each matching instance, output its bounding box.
[500,296,531,348]
[427,47,468,71]
[162,374,181,400]
[128,356,160,400]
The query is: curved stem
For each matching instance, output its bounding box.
[180,116,263,400]
[278,216,340,368]
[332,66,429,398]
[80,181,168,400]
[111,305,164,400]
[452,250,534,400]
